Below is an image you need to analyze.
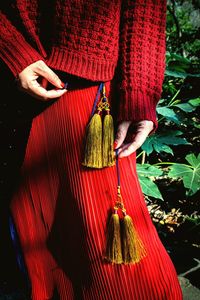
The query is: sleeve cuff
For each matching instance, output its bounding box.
[117,88,160,134]
[0,35,44,77]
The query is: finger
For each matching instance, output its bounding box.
[117,143,135,158]
[118,130,149,158]
[114,121,131,149]
[27,79,67,100]
[34,60,64,89]
[134,130,149,145]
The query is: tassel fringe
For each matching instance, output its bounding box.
[103,113,115,167]
[105,212,123,264]
[82,112,103,168]
[122,214,146,264]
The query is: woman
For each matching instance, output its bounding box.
[0,1,183,299]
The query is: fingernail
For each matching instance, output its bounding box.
[113,141,118,149]
[61,82,65,88]
[63,82,68,89]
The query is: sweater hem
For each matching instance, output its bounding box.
[46,47,117,82]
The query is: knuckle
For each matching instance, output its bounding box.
[37,60,45,67]
[35,60,46,71]
[20,80,28,90]
[27,81,35,90]
[118,123,126,131]
[42,95,48,101]
[116,134,123,141]
[132,141,140,148]
[117,128,125,138]
[116,131,122,139]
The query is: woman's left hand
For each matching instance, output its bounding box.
[114,120,154,158]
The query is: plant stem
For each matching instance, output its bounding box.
[168,88,181,106]
[136,150,145,160]
[157,88,182,123]
[141,151,146,165]
[158,116,166,123]
[153,162,193,169]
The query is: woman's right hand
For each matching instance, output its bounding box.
[17,60,67,101]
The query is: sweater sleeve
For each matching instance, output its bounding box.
[0,10,44,77]
[117,0,167,129]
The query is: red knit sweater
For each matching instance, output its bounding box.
[0,1,166,125]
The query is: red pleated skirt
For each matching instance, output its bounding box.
[10,81,183,300]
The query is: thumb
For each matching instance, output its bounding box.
[114,121,131,149]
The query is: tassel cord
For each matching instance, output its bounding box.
[91,82,103,118]
[115,149,120,187]
[114,149,126,215]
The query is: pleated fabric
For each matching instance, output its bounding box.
[10,82,183,300]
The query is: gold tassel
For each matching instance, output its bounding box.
[103,111,115,167]
[104,211,123,264]
[82,110,103,168]
[105,183,147,265]
[82,82,115,169]
[122,214,147,264]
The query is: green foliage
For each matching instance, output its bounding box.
[142,131,190,156]
[174,97,200,112]
[136,164,163,200]
[166,0,200,60]
[137,1,200,202]
[138,89,200,197]
[168,154,200,196]
[157,106,181,124]
[165,52,200,78]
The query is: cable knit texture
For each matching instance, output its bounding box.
[0,0,166,125]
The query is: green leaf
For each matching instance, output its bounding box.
[136,164,163,177]
[141,137,154,155]
[154,144,174,155]
[165,70,200,78]
[165,70,188,78]
[168,53,191,64]
[168,66,189,73]
[138,176,163,200]
[194,123,200,129]
[168,164,190,178]
[168,154,200,196]
[174,103,196,112]
[168,61,190,72]
[137,164,163,199]
[169,130,183,136]
[142,131,190,155]
[156,106,180,124]
[185,153,200,168]
[158,136,190,146]
[157,106,176,117]
[174,97,200,112]
[158,99,166,105]
[189,97,200,107]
